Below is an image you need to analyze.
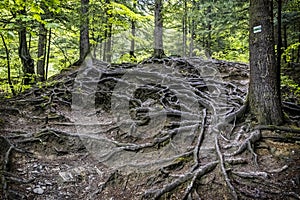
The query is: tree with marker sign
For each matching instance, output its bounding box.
[248,0,283,125]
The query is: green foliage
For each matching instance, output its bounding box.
[0,0,299,98]
[281,75,300,103]
[282,42,300,63]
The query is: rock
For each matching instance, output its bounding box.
[45,180,52,185]
[33,187,44,194]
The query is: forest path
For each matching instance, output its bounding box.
[0,57,299,199]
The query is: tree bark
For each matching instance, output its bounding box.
[249,0,283,125]
[0,34,15,95]
[106,24,112,63]
[297,26,300,63]
[45,28,52,80]
[183,0,187,57]
[103,0,112,62]
[276,0,282,99]
[18,24,34,84]
[205,5,212,58]
[37,23,47,82]
[283,24,287,63]
[79,0,90,64]
[153,0,165,58]
[130,0,137,58]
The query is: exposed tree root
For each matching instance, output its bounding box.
[255,125,300,134]
[215,135,238,200]
[224,130,261,157]
[143,161,218,199]
[0,57,299,199]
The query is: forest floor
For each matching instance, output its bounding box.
[0,57,300,200]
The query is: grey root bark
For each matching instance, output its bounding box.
[79,0,90,64]
[37,23,47,82]
[249,0,283,125]
[153,0,165,58]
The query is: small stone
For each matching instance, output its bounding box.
[44,180,52,185]
[33,187,44,195]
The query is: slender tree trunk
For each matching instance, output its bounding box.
[79,0,90,64]
[189,22,195,57]
[291,25,296,62]
[18,10,34,85]
[276,0,282,99]
[37,23,47,82]
[130,0,136,57]
[249,0,283,125]
[153,0,165,58]
[206,5,212,58]
[297,26,300,63]
[1,34,15,95]
[183,0,187,57]
[130,20,136,55]
[103,0,112,62]
[189,0,196,57]
[103,29,107,61]
[45,28,52,80]
[106,24,112,63]
[283,24,287,63]
[130,19,137,62]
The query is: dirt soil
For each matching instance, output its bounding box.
[0,57,300,200]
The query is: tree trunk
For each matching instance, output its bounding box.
[153,0,165,58]
[18,15,34,85]
[103,0,112,62]
[1,34,15,95]
[183,0,187,57]
[130,0,136,58]
[79,0,90,64]
[297,26,300,63]
[106,24,112,63]
[45,28,52,80]
[130,20,136,55]
[283,24,287,63]
[103,29,107,61]
[249,0,283,125]
[276,0,282,99]
[205,5,212,58]
[37,23,47,82]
